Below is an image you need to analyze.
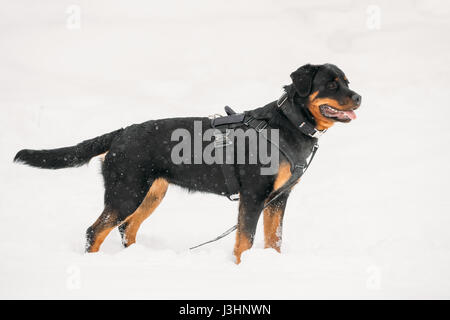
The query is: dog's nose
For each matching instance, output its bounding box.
[351,94,361,106]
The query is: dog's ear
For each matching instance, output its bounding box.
[290,64,320,97]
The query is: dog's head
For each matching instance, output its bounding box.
[290,64,361,130]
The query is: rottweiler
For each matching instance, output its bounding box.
[14,63,361,263]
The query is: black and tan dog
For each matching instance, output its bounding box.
[14,64,361,263]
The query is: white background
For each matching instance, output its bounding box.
[1,0,449,299]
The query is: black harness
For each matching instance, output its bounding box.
[210,91,323,201]
[189,90,324,250]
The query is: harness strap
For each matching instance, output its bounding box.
[263,143,318,207]
[222,164,240,201]
[211,113,244,200]
[190,142,319,250]
[217,114,295,199]
[245,116,296,172]
[212,113,245,127]
[190,99,322,250]
[277,91,326,139]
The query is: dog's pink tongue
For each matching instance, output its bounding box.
[343,110,357,120]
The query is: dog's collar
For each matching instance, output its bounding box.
[277,91,326,139]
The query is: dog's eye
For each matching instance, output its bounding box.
[327,81,338,90]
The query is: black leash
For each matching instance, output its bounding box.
[189,225,238,250]
[189,143,319,250]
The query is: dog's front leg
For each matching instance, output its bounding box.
[263,192,289,252]
[233,193,265,264]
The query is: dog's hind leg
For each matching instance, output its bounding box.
[85,170,153,253]
[118,178,169,247]
[85,206,121,253]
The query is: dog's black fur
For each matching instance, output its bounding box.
[14,63,361,263]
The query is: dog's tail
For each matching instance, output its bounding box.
[14,128,124,169]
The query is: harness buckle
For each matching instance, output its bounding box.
[299,122,326,139]
[254,121,267,132]
[310,129,326,139]
[214,131,233,148]
[244,116,254,126]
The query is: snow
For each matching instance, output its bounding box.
[1,0,450,299]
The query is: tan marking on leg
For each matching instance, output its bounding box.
[122,178,169,246]
[233,231,253,264]
[89,227,115,252]
[263,163,294,253]
[263,206,282,252]
[274,162,291,191]
[86,208,119,253]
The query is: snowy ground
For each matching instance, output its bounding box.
[1,0,450,299]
